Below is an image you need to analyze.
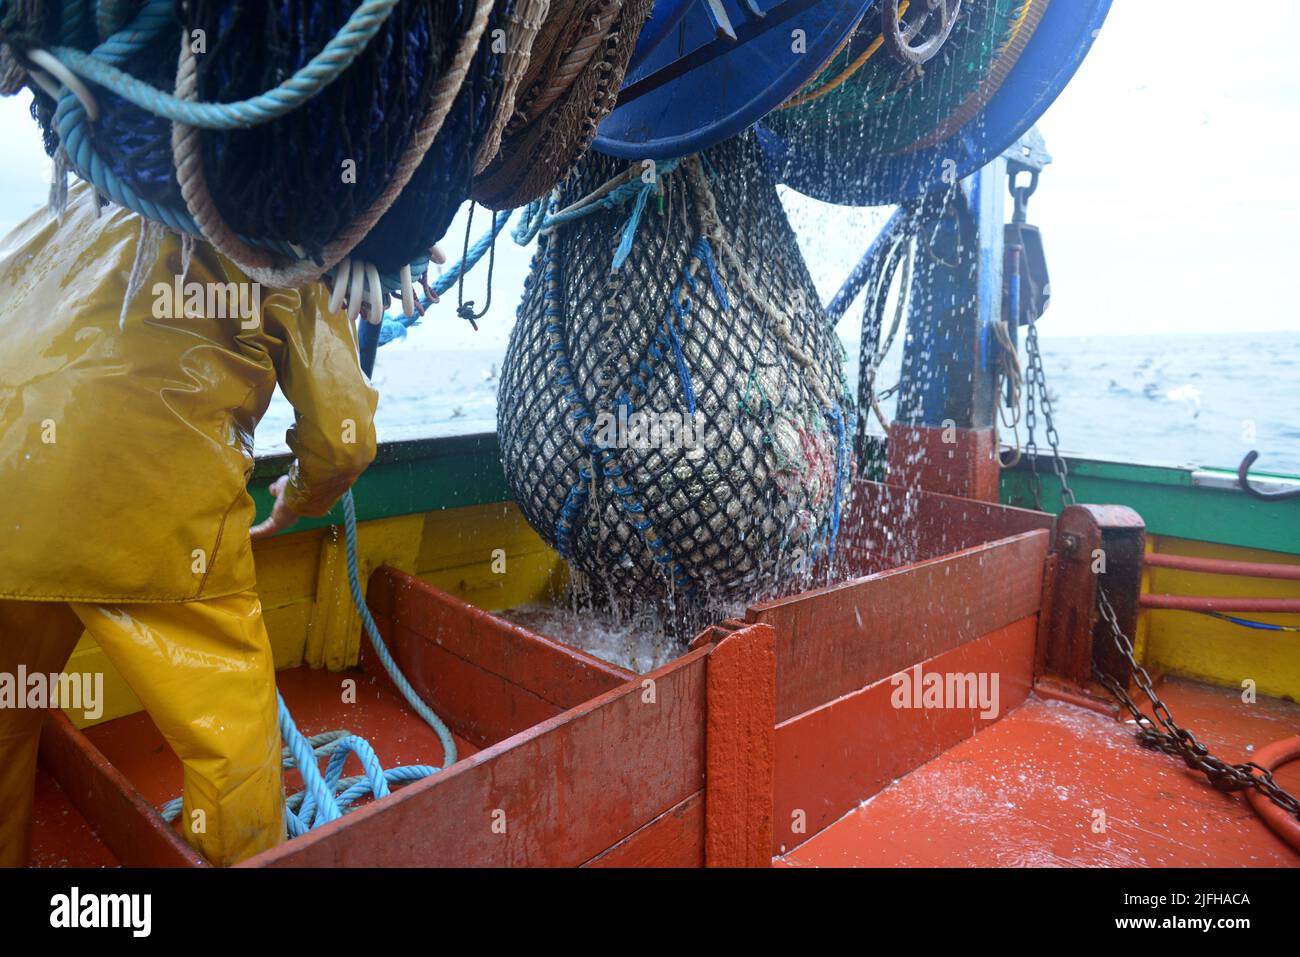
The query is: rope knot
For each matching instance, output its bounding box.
[456,301,481,330]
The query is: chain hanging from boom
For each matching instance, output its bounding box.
[1015,179,1300,824]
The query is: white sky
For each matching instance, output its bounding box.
[2,1,1297,348]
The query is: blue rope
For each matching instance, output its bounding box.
[511,159,681,254]
[826,404,848,564]
[1197,611,1300,633]
[341,491,457,764]
[159,697,442,835]
[53,0,200,235]
[612,184,653,270]
[541,219,696,594]
[47,0,403,130]
[50,0,365,250]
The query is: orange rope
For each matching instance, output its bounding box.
[776,0,909,112]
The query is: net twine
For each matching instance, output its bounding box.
[472,0,653,210]
[499,132,855,616]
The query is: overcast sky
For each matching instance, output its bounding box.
[2,1,1296,350]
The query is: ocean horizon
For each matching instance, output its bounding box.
[254,328,1300,477]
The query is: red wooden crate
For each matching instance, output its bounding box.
[35,479,1060,867]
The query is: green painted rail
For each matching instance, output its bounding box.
[254,433,1300,558]
[1000,455,1300,558]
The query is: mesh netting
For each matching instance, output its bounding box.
[762,0,1041,204]
[499,132,856,621]
[11,1,501,289]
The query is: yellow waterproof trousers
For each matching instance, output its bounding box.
[0,592,283,867]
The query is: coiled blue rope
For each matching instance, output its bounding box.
[47,0,403,131]
[158,321,460,839]
[53,0,201,235]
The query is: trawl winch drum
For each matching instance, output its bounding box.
[499,131,855,610]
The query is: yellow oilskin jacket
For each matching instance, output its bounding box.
[0,183,378,602]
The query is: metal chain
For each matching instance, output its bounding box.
[1022,276,1298,820]
[1023,339,1041,509]
[1093,590,1300,819]
[1023,319,1076,508]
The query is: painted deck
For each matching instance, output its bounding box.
[778,678,1300,868]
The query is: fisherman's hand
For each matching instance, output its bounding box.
[250,475,299,540]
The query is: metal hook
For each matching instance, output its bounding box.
[1237,450,1300,501]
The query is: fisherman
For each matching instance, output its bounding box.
[0,182,378,866]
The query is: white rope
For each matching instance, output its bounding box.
[27,48,101,120]
[329,257,352,313]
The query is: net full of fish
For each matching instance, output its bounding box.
[499,131,857,618]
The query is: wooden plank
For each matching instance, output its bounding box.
[366,566,635,748]
[1043,505,1145,689]
[886,424,1001,502]
[241,649,709,868]
[38,710,207,868]
[582,792,705,868]
[414,501,567,612]
[369,564,631,712]
[750,529,1049,722]
[387,622,566,748]
[705,623,775,868]
[372,566,631,713]
[837,479,1055,577]
[773,615,1037,857]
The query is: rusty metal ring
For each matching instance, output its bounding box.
[882,0,963,66]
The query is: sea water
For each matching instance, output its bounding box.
[255,329,1300,476]
[251,329,1297,669]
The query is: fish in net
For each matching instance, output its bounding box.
[499,131,856,626]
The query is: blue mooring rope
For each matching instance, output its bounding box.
[161,488,456,837]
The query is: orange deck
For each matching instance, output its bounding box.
[778,678,1300,868]
[26,485,1299,869]
[30,659,481,867]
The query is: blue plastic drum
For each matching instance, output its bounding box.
[593,0,874,160]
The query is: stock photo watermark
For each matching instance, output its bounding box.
[890,664,1001,720]
[0,666,103,720]
[152,276,260,329]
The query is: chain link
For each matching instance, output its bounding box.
[1023,320,1076,508]
[1016,234,1299,823]
[1093,590,1300,819]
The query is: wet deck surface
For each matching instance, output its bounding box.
[30,662,478,866]
[28,768,120,868]
[778,678,1300,867]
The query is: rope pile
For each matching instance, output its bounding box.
[471,0,653,210]
[162,489,459,839]
[763,0,1045,199]
[499,131,856,627]
[0,1,647,332]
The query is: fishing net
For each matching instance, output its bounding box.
[188,0,480,270]
[499,131,856,621]
[3,0,505,294]
[763,0,1043,202]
